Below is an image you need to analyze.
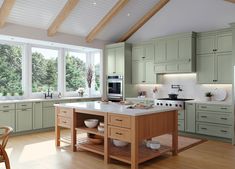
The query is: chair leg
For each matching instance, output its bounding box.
[1,149,10,169]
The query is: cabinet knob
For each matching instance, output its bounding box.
[142,81,146,83]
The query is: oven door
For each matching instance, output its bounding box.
[107,80,123,98]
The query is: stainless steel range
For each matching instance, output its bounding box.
[154,98,193,110]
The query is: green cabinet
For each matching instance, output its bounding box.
[132,42,156,84]
[33,102,43,129]
[16,109,33,132]
[185,103,196,133]
[42,101,55,128]
[154,32,196,73]
[196,29,233,84]
[0,110,15,132]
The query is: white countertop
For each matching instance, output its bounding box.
[185,100,232,106]
[55,101,178,116]
[0,96,100,104]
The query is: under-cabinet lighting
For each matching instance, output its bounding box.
[163,73,197,77]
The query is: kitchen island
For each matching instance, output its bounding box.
[54,101,178,169]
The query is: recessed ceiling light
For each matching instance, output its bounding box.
[127,13,131,17]
[92,1,96,5]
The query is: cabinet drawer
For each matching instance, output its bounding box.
[196,122,232,138]
[197,104,232,113]
[178,120,185,131]
[0,103,15,110]
[57,116,71,128]
[108,126,131,142]
[108,114,131,128]
[16,102,32,109]
[197,111,232,125]
[178,110,184,120]
[57,108,73,118]
[42,101,55,108]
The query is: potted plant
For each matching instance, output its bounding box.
[18,90,24,96]
[205,92,213,101]
[77,88,85,97]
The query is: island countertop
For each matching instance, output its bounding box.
[54,101,178,116]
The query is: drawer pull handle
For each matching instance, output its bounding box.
[62,121,67,124]
[201,127,207,130]
[220,108,227,110]
[115,119,123,122]
[178,124,181,126]
[220,130,227,133]
[201,116,207,118]
[62,111,67,114]
[115,132,123,135]
[3,110,9,112]
[220,117,228,120]
[3,106,9,108]
[201,106,207,108]
[21,105,27,106]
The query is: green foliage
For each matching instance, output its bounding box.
[66,55,86,91]
[0,44,22,94]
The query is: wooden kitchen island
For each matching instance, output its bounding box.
[54,101,178,169]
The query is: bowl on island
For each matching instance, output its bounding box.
[112,139,129,147]
[84,119,99,128]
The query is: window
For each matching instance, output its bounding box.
[65,51,87,92]
[93,52,101,95]
[32,47,58,93]
[0,43,22,96]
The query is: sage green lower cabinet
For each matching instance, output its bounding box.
[178,110,185,131]
[195,103,232,138]
[16,109,33,132]
[0,110,15,132]
[33,102,43,129]
[43,107,55,128]
[185,103,196,133]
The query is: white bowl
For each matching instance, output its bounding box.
[84,119,99,128]
[112,139,128,147]
[149,141,161,150]
[97,125,104,133]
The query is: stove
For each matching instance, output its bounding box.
[154,98,193,110]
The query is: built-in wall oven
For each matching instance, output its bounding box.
[107,75,123,101]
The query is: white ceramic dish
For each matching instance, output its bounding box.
[84,119,99,128]
[99,122,104,127]
[97,125,104,133]
[145,140,161,150]
[112,139,128,147]
[213,88,227,101]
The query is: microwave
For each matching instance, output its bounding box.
[107,75,123,100]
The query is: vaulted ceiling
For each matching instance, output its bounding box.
[0,0,235,43]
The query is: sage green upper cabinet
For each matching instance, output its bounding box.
[105,42,131,77]
[33,101,43,129]
[131,42,156,84]
[196,29,232,84]
[154,32,196,73]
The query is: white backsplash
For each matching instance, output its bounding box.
[137,73,232,103]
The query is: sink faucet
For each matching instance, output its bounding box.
[44,88,53,99]
[171,85,183,92]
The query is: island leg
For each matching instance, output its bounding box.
[172,110,178,155]
[131,116,139,169]
[55,107,60,147]
[104,114,110,164]
[71,110,77,152]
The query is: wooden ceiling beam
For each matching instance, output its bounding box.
[224,0,235,3]
[117,0,170,42]
[0,0,16,27]
[47,0,79,36]
[86,0,129,43]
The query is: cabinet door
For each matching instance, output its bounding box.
[16,109,33,132]
[144,43,154,60]
[154,39,166,63]
[216,52,233,84]
[0,110,15,132]
[216,33,232,53]
[132,46,144,61]
[165,63,178,73]
[178,37,191,60]
[197,54,215,84]
[185,103,196,133]
[145,61,156,84]
[33,102,43,129]
[107,48,116,74]
[43,107,55,128]
[132,61,144,84]
[166,38,178,61]
[115,47,124,75]
[196,35,215,54]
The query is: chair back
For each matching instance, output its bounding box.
[0,126,13,149]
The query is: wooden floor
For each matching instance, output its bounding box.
[1,130,235,169]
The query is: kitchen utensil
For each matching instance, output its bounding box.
[112,139,129,147]
[84,119,99,128]
[213,88,227,101]
[168,94,178,100]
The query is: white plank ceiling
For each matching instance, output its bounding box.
[0,0,235,43]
